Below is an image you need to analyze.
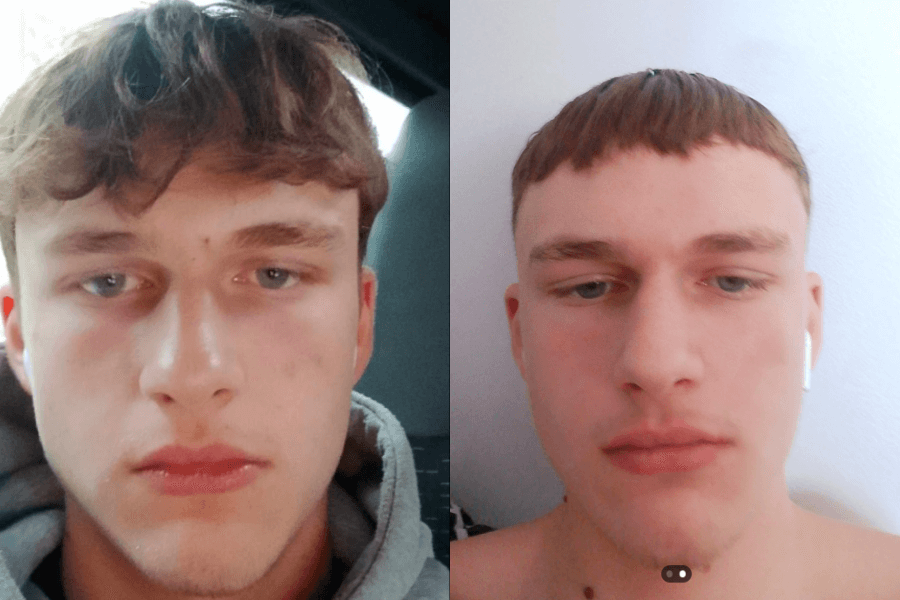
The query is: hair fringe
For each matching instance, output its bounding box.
[511,69,810,232]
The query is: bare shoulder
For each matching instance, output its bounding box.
[800,509,900,599]
[450,521,543,600]
[839,518,900,596]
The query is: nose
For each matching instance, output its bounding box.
[615,274,703,399]
[138,288,244,410]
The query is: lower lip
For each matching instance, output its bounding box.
[137,462,264,496]
[604,442,728,475]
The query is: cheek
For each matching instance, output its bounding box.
[241,290,358,431]
[252,288,359,371]
[734,328,800,462]
[520,308,605,453]
[280,358,300,379]
[520,305,608,391]
[33,379,127,506]
[729,322,793,402]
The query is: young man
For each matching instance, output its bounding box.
[0,1,447,598]
[450,69,900,599]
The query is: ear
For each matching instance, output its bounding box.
[504,282,527,379]
[804,271,824,367]
[0,284,31,395]
[353,267,377,383]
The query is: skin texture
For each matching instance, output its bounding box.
[1,159,376,600]
[453,141,838,599]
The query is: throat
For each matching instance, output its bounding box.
[542,493,806,600]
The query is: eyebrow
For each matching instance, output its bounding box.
[529,227,791,265]
[47,220,343,256]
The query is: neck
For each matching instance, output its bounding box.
[538,486,806,599]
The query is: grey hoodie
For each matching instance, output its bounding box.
[0,352,448,599]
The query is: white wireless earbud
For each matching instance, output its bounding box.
[23,348,32,383]
[802,331,811,392]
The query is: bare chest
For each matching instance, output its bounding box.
[452,515,900,600]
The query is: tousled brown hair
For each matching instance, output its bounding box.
[511,69,810,232]
[0,0,388,301]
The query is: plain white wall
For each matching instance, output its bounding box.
[451,0,900,531]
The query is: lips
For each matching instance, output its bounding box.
[603,422,730,452]
[605,442,727,475]
[152,459,253,476]
[134,444,270,496]
[134,443,269,473]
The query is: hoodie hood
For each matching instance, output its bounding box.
[329,391,447,599]
[0,350,446,599]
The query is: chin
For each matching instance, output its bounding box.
[599,496,744,573]
[123,520,281,594]
[140,560,263,597]
[632,534,718,573]
[603,519,722,573]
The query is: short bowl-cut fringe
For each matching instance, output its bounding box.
[0,0,388,298]
[511,69,810,232]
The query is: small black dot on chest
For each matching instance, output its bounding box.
[583,586,594,598]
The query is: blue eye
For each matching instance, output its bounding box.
[80,273,141,298]
[713,276,768,294]
[572,281,611,299]
[254,267,301,290]
[555,275,768,302]
[552,280,618,300]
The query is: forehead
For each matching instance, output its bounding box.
[515,143,807,265]
[18,162,358,254]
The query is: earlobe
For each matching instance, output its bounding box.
[805,271,824,369]
[505,283,526,377]
[359,266,378,315]
[353,267,377,383]
[0,284,31,395]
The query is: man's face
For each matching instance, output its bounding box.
[506,142,822,570]
[4,160,375,591]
